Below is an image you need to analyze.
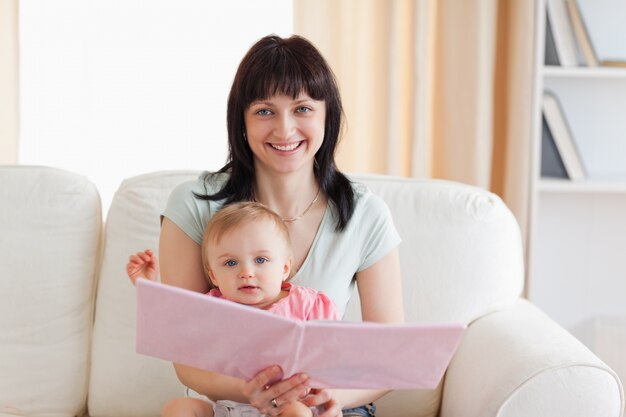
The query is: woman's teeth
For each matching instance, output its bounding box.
[271,142,301,151]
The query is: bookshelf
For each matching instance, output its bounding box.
[528,0,626,370]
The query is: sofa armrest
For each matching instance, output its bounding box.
[440,299,624,417]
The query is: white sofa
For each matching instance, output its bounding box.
[1,165,623,417]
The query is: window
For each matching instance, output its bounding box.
[19,0,293,213]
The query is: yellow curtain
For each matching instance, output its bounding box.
[0,0,19,164]
[294,0,535,248]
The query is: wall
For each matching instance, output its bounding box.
[18,0,293,213]
[0,0,19,164]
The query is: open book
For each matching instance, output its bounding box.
[135,278,466,389]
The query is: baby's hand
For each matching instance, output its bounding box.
[126,249,159,285]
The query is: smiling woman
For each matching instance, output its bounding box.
[154,34,405,417]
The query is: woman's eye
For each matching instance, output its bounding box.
[296,106,312,113]
[225,260,237,267]
[256,109,273,116]
[254,257,267,264]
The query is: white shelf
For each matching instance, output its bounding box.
[543,65,626,79]
[541,75,626,179]
[539,178,626,194]
[529,0,626,357]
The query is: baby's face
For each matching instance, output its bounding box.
[206,219,291,309]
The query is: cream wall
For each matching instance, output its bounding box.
[15,0,292,214]
[0,0,18,164]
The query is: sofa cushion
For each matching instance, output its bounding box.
[88,171,197,417]
[344,174,524,324]
[0,166,101,417]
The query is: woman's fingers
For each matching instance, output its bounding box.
[244,367,310,415]
[244,365,283,397]
[262,374,310,414]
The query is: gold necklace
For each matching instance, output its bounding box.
[280,188,321,222]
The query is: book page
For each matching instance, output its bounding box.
[136,279,301,381]
[136,279,466,389]
[300,321,465,389]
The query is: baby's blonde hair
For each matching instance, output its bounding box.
[201,202,292,286]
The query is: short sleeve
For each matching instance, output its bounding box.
[162,177,212,245]
[357,192,402,272]
[307,292,341,321]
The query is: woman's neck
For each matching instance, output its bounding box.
[253,170,320,221]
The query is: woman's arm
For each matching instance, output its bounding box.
[159,218,208,293]
[357,247,404,324]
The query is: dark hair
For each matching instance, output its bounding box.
[197,34,354,231]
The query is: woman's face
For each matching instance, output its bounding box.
[244,93,326,176]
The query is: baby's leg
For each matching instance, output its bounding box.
[279,401,314,417]
[162,397,214,417]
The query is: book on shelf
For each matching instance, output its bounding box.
[544,11,560,66]
[541,92,586,181]
[546,0,579,66]
[601,60,626,68]
[565,0,598,66]
[576,0,626,67]
[541,115,568,179]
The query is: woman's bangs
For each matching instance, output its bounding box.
[243,59,326,105]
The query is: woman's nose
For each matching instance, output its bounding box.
[273,113,296,139]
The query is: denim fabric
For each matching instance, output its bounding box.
[187,387,375,417]
[342,403,376,417]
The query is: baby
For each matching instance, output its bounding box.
[127,202,340,417]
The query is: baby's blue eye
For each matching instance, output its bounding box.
[225,260,237,267]
[255,257,267,264]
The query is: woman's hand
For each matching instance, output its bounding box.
[302,388,342,417]
[243,366,311,416]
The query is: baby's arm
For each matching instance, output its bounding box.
[126,249,159,285]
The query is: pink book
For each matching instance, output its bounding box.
[135,278,466,389]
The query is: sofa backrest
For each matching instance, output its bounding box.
[0,166,102,417]
[88,171,198,417]
[343,173,525,324]
[87,170,524,417]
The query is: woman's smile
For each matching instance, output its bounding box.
[268,141,304,152]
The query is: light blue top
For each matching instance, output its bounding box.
[162,172,401,316]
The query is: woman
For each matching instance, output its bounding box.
[159,34,404,417]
